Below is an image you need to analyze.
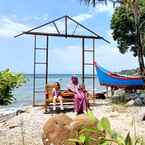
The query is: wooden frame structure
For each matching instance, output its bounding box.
[15,15,109,106]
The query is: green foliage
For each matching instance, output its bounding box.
[85,110,96,123]
[125,133,132,145]
[69,111,145,145]
[119,69,138,76]
[111,0,145,57]
[97,117,111,134]
[0,69,26,105]
[69,134,95,145]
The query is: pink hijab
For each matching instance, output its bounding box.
[68,76,79,92]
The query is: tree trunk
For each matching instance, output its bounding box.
[138,48,145,76]
[0,96,4,105]
[132,0,145,77]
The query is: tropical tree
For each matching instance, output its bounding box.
[111,0,145,70]
[125,0,145,76]
[80,0,145,76]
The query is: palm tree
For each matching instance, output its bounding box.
[80,0,145,76]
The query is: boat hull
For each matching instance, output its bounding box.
[96,65,144,89]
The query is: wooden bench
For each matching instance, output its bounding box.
[44,83,95,112]
[44,84,74,112]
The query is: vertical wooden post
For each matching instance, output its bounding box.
[106,86,108,97]
[46,36,49,85]
[82,38,85,85]
[65,16,67,38]
[33,35,36,106]
[110,87,114,97]
[93,39,95,97]
[45,36,49,112]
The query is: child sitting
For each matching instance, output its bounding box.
[52,82,64,111]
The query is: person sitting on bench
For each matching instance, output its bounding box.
[52,82,64,111]
[68,76,88,114]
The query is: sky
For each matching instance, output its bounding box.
[0,0,139,74]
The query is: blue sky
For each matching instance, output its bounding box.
[0,0,139,74]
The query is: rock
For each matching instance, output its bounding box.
[42,114,101,145]
[143,97,145,105]
[16,109,25,115]
[126,100,135,106]
[113,89,125,96]
[70,114,97,132]
[9,125,18,129]
[142,113,145,121]
[42,114,73,145]
[134,98,143,106]
[139,93,145,99]
[128,93,138,100]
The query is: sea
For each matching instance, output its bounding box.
[0,74,105,113]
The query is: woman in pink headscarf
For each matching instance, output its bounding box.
[68,76,88,114]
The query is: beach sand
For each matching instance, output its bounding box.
[0,99,145,145]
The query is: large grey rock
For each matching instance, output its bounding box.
[134,98,143,106]
[129,93,138,100]
[142,97,145,105]
[139,93,145,99]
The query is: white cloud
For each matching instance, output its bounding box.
[94,2,114,15]
[72,14,93,23]
[107,30,117,44]
[108,30,113,38]
[22,14,49,22]
[96,44,138,71]
[0,16,30,37]
[48,45,82,74]
[0,13,96,38]
[34,13,94,34]
[46,43,138,74]
[22,13,93,26]
[65,45,80,49]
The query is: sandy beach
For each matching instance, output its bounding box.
[0,99,145,145]
[1,0,145,145]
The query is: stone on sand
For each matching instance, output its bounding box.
[42,114,73,145]
[42,113,100,145]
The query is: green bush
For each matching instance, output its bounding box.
[69,111,145,145]
[0,69,26,105]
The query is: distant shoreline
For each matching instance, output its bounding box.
[24,74,93,76]
[24,68,138,76]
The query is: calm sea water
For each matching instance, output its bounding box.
[11,74,105,107]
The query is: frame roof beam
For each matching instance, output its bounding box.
[23,31,103,39]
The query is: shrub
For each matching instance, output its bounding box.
[0,69,26,105]
[69,111,145,145]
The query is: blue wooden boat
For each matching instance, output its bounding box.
[95,62,144,89]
